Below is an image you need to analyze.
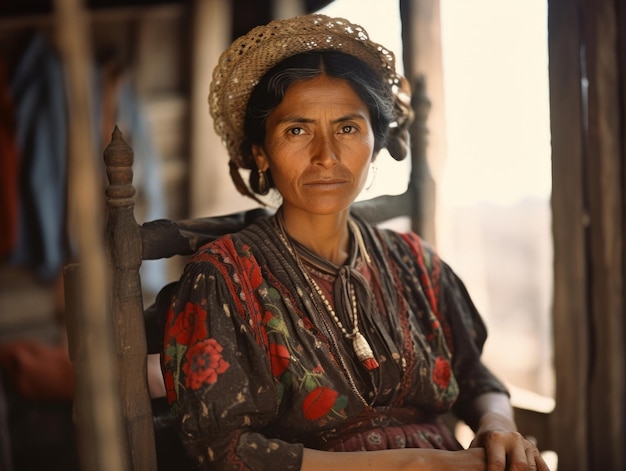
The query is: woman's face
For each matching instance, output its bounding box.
[252,74,376,216]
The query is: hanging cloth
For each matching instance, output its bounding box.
[0,59,20,258]
[9,34,68,281]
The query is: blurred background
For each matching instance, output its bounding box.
[0,0,553,469]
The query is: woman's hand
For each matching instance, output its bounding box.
[469,408,550,471]
[461,392,551,470]
[471,426,548,470]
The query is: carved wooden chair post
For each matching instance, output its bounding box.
[103,126,158,470]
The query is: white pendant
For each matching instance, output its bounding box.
[353,332,379,370]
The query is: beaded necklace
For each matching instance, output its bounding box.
[275,212,380,371]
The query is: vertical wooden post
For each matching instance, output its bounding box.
[400,0,446,244]
[54,0,128,469]
[189,0,238,217]
[547,2,589,469]
[407,75,432,236]
[104,127,158,470]
[549,0,626,469]
[580,0,625,468]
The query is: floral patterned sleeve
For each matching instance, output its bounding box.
[439,259,510,417]
[161,245,303,470]
[413,240,509,418]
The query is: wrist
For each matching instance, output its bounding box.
[476,410,517,434]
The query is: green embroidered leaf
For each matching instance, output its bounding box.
[303,374,318,392]
[266,317,281,329]
[165,345,177,358]
[275,381,285,401]
[334,394,348,411]
[280,370,293,389]
[268,287,281,300]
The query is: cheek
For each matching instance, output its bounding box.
[356,162,372,185]
[361,133,376,152]
[268,145,307,178]
[353,140,376,167]
[268,161,302,193]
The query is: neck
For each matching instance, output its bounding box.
[279,207,351,265]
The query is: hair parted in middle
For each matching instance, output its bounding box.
[239,51,396,197]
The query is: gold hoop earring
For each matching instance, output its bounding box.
[257,169,270,195]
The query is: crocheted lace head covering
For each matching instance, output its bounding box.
[209,13,409,173]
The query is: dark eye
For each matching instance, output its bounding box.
[340,125,356,134]
[289,127,304,135]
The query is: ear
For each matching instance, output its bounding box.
[252,144,269,171]
[371,150,380,163]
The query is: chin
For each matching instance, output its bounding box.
[304,201,354,216]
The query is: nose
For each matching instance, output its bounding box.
[311,133,338,167]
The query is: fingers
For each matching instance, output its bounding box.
[521,441,554,471]
[486,436,524,471]
[524,445,537,470]
[480,430,515,470]
[534,448,552,471]
[482,431,550,471]
[524,444,553,471]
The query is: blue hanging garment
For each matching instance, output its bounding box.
[10,34,68,282]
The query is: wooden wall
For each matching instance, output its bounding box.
[549,0,626,469]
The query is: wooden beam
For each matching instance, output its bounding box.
[399,0,444,244]
[188,0,254,218]
[547,1,590,469]
[549,0,626,468]
[581,0,625,468]
[53,0,128,469]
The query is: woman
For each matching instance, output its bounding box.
[161,14,549,471]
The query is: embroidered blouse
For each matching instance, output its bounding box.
[161,214,507,470]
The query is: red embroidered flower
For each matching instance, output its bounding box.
[433,356,451,389]
[183,338,230,389]
[239,247,263,290]
[269,343,290,377]
[302,386,339,421]
[250,263,263,290]
[169,302,208,347]
[163,370,176,403]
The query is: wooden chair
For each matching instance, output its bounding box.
[63,78,553,470]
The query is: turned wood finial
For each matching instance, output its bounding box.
[412,75,431,141]
[104,126,135,207]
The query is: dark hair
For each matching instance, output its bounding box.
[241,51,395,194]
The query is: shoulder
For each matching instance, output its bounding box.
[188,215,274,264]
[177,217,277,297]
[352,214,441,274]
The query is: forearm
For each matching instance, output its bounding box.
[463,391,517,434]
[301,447,486,471]
[302,448,422,471]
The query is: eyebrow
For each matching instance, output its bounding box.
[275,112,368,125]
